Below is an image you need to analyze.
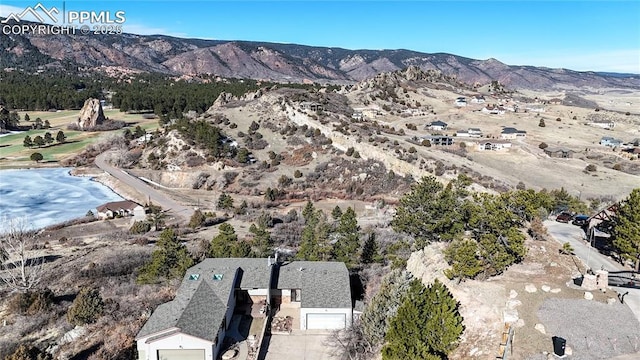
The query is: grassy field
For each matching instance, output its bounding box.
[0,109,159,168]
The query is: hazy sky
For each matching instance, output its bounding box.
[2,0,639,73]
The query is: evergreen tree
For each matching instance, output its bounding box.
[34,118,43,129]
[43,119,50,128]
[30,152,43,163]
[382,279,464,360]
[137,229,194,284]
[361,270,414,345]
[297,209,331,261]
[23,135,33,148]
[209,223,237,257]
[250,222,272,257]
[302,201,316,223]
[66,286,104,326]
[360,232,381,264]
[55,130,66,143]
[237,147,250,163]
[444,239,483,280]
[331,205,343,221]
[23,113,30,122]
[33,135,45,147]
[189,209,206,228]
[217,192,234,210]
[332,207,361,266]
[613,188,640,267]
[43,132,53,145]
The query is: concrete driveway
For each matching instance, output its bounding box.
[545,220,640,322]
[262,332,337,360]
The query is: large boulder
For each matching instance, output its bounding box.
[76,98,105,130]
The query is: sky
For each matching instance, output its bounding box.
[1,0,639,73]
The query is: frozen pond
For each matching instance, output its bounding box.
[0,167,123,230]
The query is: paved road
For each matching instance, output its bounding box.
[545,220,640,322]
[95,152,192,222]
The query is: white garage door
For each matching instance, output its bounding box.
[158,349,205,360]
[306,313,346,330]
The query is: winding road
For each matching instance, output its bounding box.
[95,152,192,222]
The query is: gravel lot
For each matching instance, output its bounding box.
[534,298,640,359]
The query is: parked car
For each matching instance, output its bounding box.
[572,215,590,226]
[556,212,573,223]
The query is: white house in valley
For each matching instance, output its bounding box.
[136,258,353,360]
[478,140,512,151]
[96,200,144,219]
[501,127,527,140]
[426,120,448,131]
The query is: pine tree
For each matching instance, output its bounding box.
[209,223,237,257]
[33,135,45,147]
[361,270,414,345]
[55,130,66,143]
[217,193,234,210]
[331,205,343,220]
[250,222,272,257]
[137,229,194,284]
[66,287,104,326]
[382,279,464,359]
[332,207,361,266]
[297,209,331,261]
[43,132,53,145]
[613,188,640,268]
[23,135,33,148]
[302,201,315,223]
[360,232,381,264]
[189,209,206,228]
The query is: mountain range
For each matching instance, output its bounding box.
[2,23,638,90]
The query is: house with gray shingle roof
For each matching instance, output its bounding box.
[136,258,353,360]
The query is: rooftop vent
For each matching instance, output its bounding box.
[213,274,224,281]
[189,274,200,280]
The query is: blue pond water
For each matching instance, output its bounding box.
[0,167,123,230]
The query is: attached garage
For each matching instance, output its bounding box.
[306,313,346,330]
[157,349,205,360]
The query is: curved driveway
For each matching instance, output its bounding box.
[95,152,192,222]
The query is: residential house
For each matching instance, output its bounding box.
[96,200,144,219]
[456,128,483,138]
[424,135,454,146]
[525,105,546,113]
[136,258,353,360]
[587,120,615,129]
[351,111,363,120]
[470,95,486,104]
[426,120,448,131]
[478,141,512,151]
[455,97,467,107]
[501,127,527,140]
[600,136,623,147]
[547,98,563,105]
[481,104,506,115]
[544,147,575,158]
[300,101,323,112]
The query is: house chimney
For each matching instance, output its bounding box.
[275,251,279,264]
[268,256,272,267]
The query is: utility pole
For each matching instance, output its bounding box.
[586,227,594,273]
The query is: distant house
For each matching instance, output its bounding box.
[455,97,467,107]
[136,258,353,360]
[478,141,512,151]
[300,101,323,112]
[456,128,483,138]
[470,95,486,104]
[547,98,563,105]
[481,104,506,115]
[96,200,144,219]
[501,127,527,139]
[600,136,623,147]
[587,120,615,129]
[544,147,575,158]
[354,107,383,119]
[424,135,454,146]
[351,111,363,120]
[525,105,546,113]
[427,120,448,131]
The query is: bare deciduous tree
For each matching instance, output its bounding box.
[1,218,45,293]
[326,320,376,360]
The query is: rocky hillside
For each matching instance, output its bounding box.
[2,21,639,89]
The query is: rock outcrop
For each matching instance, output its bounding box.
[76,98,105,130]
